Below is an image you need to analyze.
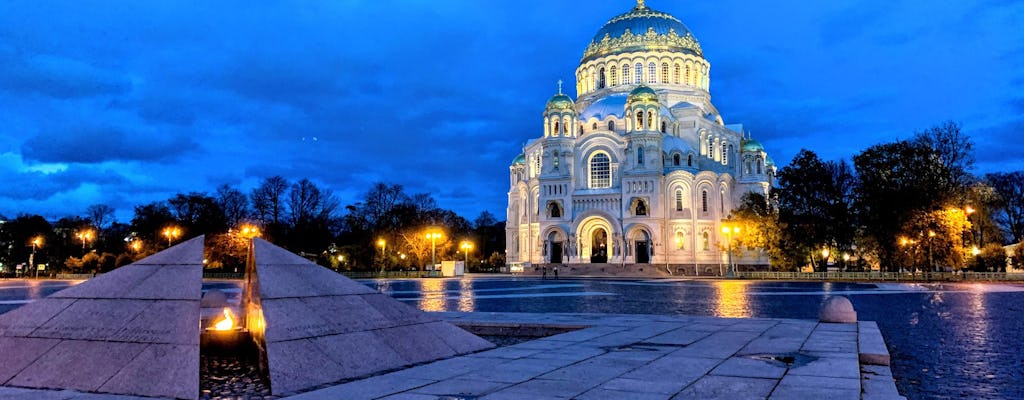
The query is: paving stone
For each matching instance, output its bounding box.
[427,321,495,353]
[362,293,438,325]
[111,300,199,345]
[738,338,806,355]
[0,337,60,384]
[98,344,198,399]
[496,377,597,398]
[673,375,777,399]
[539,357,641,385]
[386,356,504,381]
[644,327,713,346]
[265,338,346,395]
[47,267,155,299]
[725,320,779,332]
[670,330,762,359]
[457,361,557,384]
[858,321,891,366]
[379,323,458,364]
[123,265,202,300]
[378,393,441,400]
[0,298,76,337]
[310,331,408,378]
[32,299,151,341]
[286,375,436,400]
[787,353,861,379]
[710,356,788,379]
[620,355,721,382]
[769,384,860,400]
[862,366,902,399]
[465,346,543,360]
[8,340,147,392]
[777,374,860,390]
[576,388,672,400]
[601,377,690,395]
[410,378,508,397]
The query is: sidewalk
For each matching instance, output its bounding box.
[290,312,903,400]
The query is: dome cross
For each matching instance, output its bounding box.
[557,79,563,95]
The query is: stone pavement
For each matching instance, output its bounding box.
[287,311,903,400]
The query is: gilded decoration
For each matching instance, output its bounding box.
[582,27,703,62]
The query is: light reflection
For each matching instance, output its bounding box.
[712,280,752,318]
[419,279,447,312]
[26,280,42,300]
[458,278,475,312]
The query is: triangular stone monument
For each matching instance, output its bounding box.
[0,236,204,399]
[245,238,494,395]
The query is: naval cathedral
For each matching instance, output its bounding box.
[506,0,775,273]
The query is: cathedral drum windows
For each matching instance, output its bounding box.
[589,153,611,189]
[634,62,642,84]
[648,62,656,83]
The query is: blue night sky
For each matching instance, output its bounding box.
[1,0,1022,223]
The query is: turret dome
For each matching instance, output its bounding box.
[741,139,764,152]
[511,153,526,165]
[545,93,575,111]
[627,85,658,103]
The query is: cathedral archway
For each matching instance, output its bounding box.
[590,228,608,263]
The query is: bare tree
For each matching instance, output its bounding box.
[85,204,115,229]
[250,176,289,225]
[216,184,249,226]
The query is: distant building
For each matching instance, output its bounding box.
[506,0,775,273]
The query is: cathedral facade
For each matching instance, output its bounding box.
[506,0,775,273]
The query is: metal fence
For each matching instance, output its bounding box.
[737,271,1024,282]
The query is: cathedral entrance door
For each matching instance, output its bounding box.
[590,228,608,263]
[550,243,562,263]
[635,241,649,264]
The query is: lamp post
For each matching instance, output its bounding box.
[460,241,473,265]
[130,239,142,253]
[76,228,95,252]
[29,236,42,279]
[377,238,387,273]
[425,229,442,272]
[162,226,181,248]
[720,224,739,278]
[821,247,830,272]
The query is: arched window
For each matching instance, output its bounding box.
[661,121,666,133]
[675,231,684,249]
[637,147,645,165]
[590,153,611,188]
[549,202,561,218]
[647,111,653,129]
[673,154,680,166]
[592,122,598,130]
[685,65,692,85]
[634,63,642,84]
[702,231,709,250]
[720,189,725,213]
[707,141,714,158]
[623,64,631,85]
[757,157,763,174]
[675,189,683,211]
[608,120,615,131]
[745,161,751,174]
[661,63,669,83]
[610,66,617,86]
[553,121,559,136]
[687,154,693,166]
[648,62,656,83]
[636,112,643,129]
[673,63,681,84]
[722,144,728,165]
[552,151,559,170]
[701,190,708,213]
[635,200,647,216]
[598,68,606,89]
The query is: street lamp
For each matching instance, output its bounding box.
[821,247,831,271]
[162,226,182,247]
[460,241,473,265]
[29,236,43,279]
[76,228,95,251]
[130,239,142,253]
[425,229,443,271]
[377,238,387,272]
[720,224,739,278]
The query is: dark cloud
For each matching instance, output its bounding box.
[0,45,131,99]
[21,125,197,164]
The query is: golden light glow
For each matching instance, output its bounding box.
[966,206,975,214]
[76,229,95,246]
[419,279,446,312]
[213,308,235,331]
[972,246,980,256]
[238,223,261,239]
[425,232,442,240]
[130,239,142,252]
[377,238,386,247]
[821,248,830,258]
[30,236,43,247]
[712,280,752,318]
[337,254,344,262]
[162,226,182,243]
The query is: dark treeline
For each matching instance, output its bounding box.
[0,178,506,275]
[733,121,1024,272]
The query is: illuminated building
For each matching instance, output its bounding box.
[507,0,774,272]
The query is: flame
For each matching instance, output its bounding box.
[213,307,234,331]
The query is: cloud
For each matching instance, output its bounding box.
[0,45,131,99]
[20,125,197,164]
